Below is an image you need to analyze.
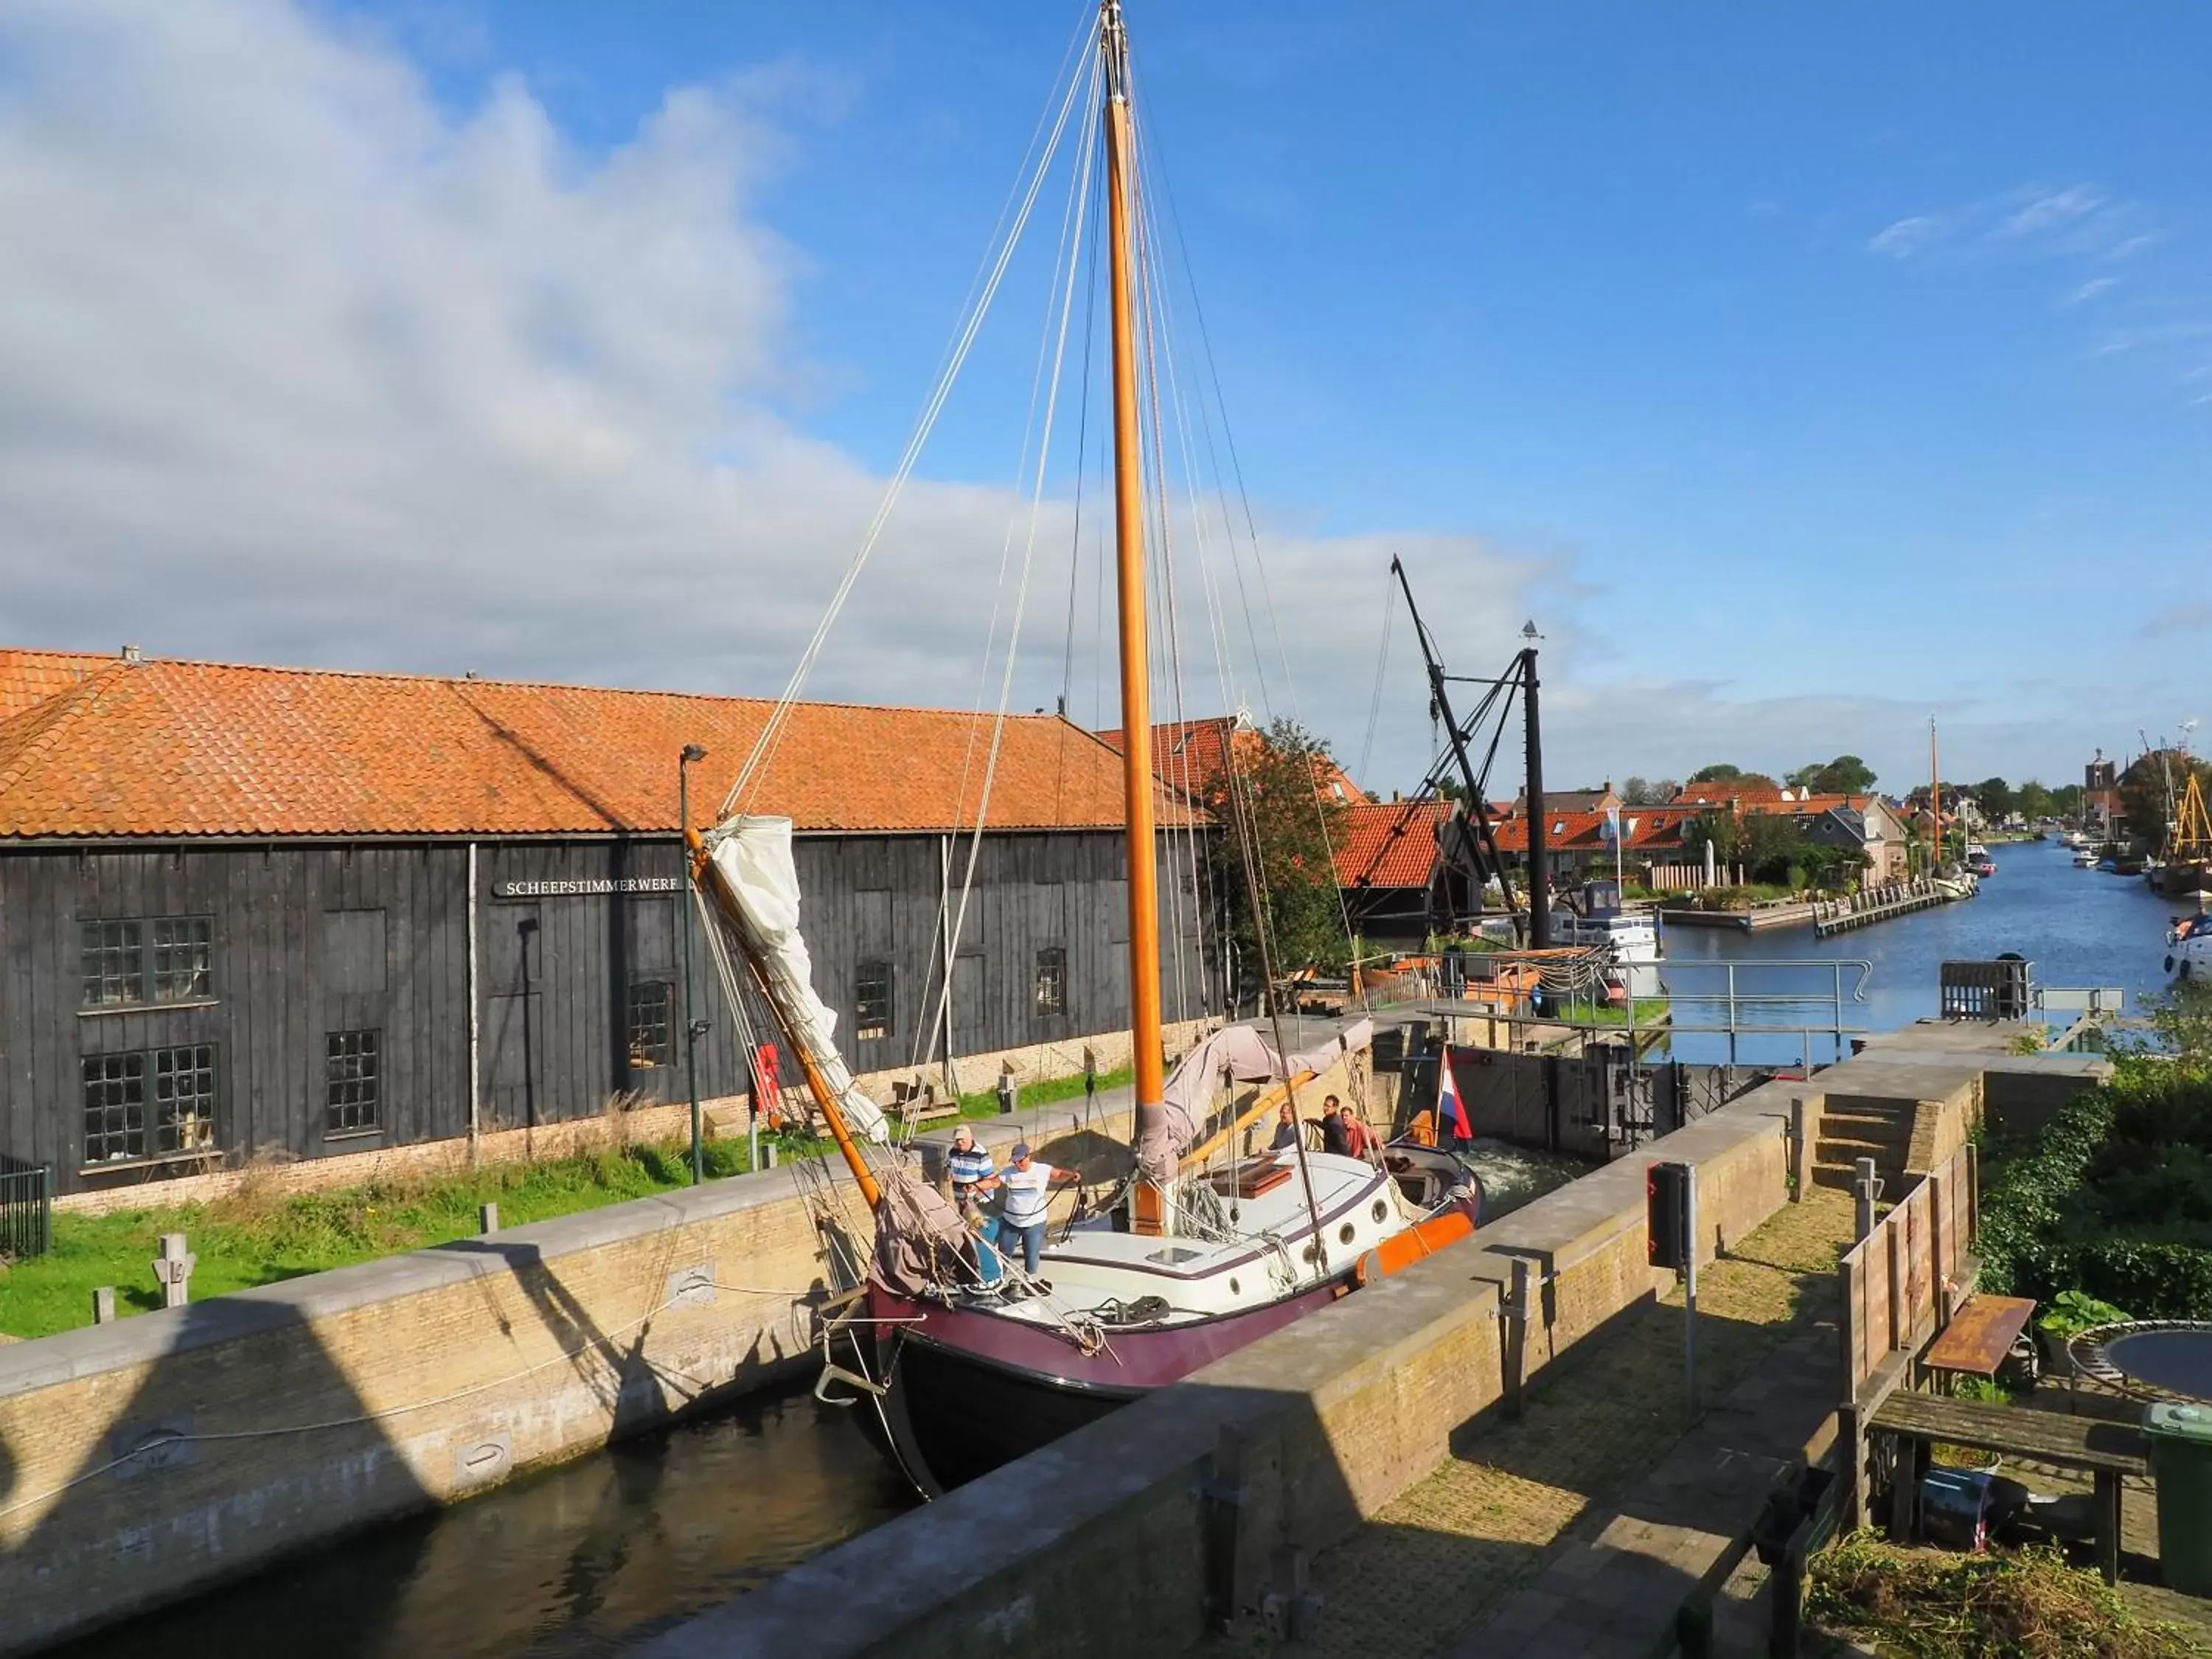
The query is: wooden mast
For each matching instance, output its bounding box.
[1101,1,1169,1210]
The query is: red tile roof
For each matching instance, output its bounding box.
[1099,716,1365,804]
[0,649,1197,841]
[1335,799,1448,888]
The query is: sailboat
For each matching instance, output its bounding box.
[682,1,1481,1498]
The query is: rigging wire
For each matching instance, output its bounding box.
[725,24,1098,818]
[917,44,1106,1070]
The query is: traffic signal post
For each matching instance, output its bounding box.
[1648,1160,1699,1420]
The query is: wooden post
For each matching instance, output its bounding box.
[480,1202,500,1234]
[1788,1096,1809,1203]
[92,1286,116,1325]
[2094,1470,2121,1585]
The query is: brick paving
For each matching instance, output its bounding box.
[1191,1188,1858,1658]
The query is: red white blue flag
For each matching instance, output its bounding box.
[1437,1046,1471,1141]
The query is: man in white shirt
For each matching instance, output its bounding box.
[990,1141,1079,1277]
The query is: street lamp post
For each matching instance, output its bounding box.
[679,743,709,1185]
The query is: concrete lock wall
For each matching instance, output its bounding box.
[0,1087,1151,1657]
[636,1080,1801,1659]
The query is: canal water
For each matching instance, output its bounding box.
[56,1385,916,1659]
[1658,835,2189,1066]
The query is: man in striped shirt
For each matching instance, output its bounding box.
[945,1124,995,1219]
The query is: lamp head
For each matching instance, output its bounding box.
[681,743,708,765]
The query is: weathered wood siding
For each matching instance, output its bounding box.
[0,832,1209,1194]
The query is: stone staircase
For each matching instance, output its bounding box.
[1810,1097,1913,1194]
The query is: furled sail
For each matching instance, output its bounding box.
[703,814,890,1144]
[1135,1016,1375,1184]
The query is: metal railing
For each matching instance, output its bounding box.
[0,1153,52,1262]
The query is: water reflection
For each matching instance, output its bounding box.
[56,1386,914,1659]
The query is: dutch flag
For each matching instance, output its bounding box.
[1437,1046,1471,1142]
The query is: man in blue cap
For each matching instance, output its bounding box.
[989,1141,1079,1278]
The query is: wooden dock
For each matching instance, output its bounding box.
[1812,879,1951,937]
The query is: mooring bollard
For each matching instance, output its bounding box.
[764,1142,779,1169]
[92,1286,116,1325]
[1853,1156,1882,1242]
[479,1203,500,1234]
[151,1233,195,1310]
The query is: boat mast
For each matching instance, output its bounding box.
[1101,2,1169,1163]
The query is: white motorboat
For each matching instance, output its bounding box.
[2073,846,2099,868]
[2167,913,2212,982]
[1554,906,1663,998]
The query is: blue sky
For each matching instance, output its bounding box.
[3,1,2206,796]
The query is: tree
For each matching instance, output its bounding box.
[1816,755,1877,794]
[1204,717,1351,981]
[2017,780,2054,821]
[1975,776,2016,821]
[1689,763,1744,784]
[2121,750,2212,844]
[1620,776,1678,807]
[2050,782,2084,819]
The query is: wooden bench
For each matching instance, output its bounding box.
[1920,1293,2037,1388]
[1871,1391,2149,1583]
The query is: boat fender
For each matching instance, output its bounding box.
[2168,956,2177,975]
[1353,1209,1476,1287]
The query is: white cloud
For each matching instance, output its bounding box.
[1868,215,1944,258]
[1996,184,2106,238]
[2062,276,2121,306]
[0,0,1578,795]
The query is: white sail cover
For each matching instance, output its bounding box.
[706,815,889,1144]
[1135,1016,1375,1184]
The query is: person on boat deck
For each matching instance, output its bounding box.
[987,1142,1079,1278]
[1318,1094,1353,1157]
[945,1124,995,1217]
[1337,1102,1377,1162]
[1270,1101,1299,1151]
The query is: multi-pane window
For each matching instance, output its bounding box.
[78,917,213,1008]
[854,961,891,1042]
[80,921,145,1007]
[1034,947,1067,1018]
[81,1044,218,1164]
[83,1052,145,1164]
[627,981,672,1069]
[155,1046,218,1155]
[152,917,213,1001]
[325,1030,380,1134]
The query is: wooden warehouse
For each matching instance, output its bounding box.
[0,649,1214,1197]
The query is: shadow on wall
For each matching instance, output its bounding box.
[0,1298,434,1657]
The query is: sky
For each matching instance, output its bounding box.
[1,1,2207,800]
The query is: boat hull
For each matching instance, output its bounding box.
[868,1276,1349,1493]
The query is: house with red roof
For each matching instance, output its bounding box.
[0,647,1211,1195]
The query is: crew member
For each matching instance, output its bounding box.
[991,1142,1079,1279]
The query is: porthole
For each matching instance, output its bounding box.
[1371,1200,1389,1224]
[1228,1278,1240,1295]
[1339,1222,1357,1245]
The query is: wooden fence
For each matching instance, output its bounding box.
[1838,1144,1976,1399]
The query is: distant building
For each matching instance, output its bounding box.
[0,649,1210,1198]
[2085,751,2122,836]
